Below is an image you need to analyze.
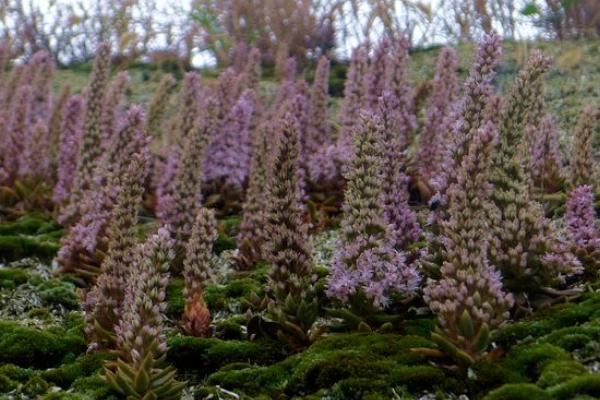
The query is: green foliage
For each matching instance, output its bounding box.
[37,279,80,310]
[0,267,30,289]
[502,343,570,381]
[41,351,113,388]
[483,383,552,400]
[167,336,285,374]
[0,320,85,368]
[0,235,60,261]
[547,374,600,399]
[537,360,587,388]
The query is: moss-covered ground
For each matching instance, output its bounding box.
[2,40,600,399]
[0,212,598,399]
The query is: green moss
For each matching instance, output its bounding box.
[537,360,587,388]
[215,317,246,340]
[0,374,18,393]
[0,321,85,369]
[167,336,285,374]
[0,214,59,236]
[0,235,60,261]
[37,279,80,310]
[547,375,600,399]
[0,268,30,289]
[483,383,552,400]
[502,343,571,380]
[22,376,50,397]
[166,277,185,318]
[40,351,113,388]
[206,333,441,398]
[214,232,237,254]
[0,364,34,383]
[219,215,242,236]
[70,375,115,399]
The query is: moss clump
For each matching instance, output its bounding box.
[215,317,246,340]
[547,374,600,399]
[166,277,185,318]
[0,364,34,383]
[206,333,442,398]
[0,214,60,236]
[537,360,587,388]
[22,376,51,397]
[0,374,18,393]
[0,320,85,369]
[483,383,552,400]
[0,267,30,289]
[167,336,285,375]
[70,374,115,399]
[0,235,60,261]
[37,279,80,310]
[40,351,113,388]
[501,343,571,381]
[214,232,237,254]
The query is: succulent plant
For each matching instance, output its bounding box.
[566,185,600,279]
[529,113,565,192]
[182,208,217,337]
[236,122,273,270]
[84,154,147,349]
[571,105,598,187]
[104,228,185,400]
[327,112,420,312]
[424,122,513,365]
[263,112,318,348]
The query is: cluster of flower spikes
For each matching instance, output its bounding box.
[146,73,177,142]
[528,113,565,192]
[100,71,131,147]
[182,207,218,337]
[487,49,581,302]
[0,49,54,189]
[84,153,147,349]
[156,73,210,246]
[236,121,274,270]
[263,113,318,343]
[566,185,600,279]
[104,227,185,400]
[420,33,502,277]
[57,105,151,283]
[326,111,420,311]
[571,105,598,187]
[424,122,514,364]
[416,46,459,195]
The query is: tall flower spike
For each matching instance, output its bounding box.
[388,34,417,146]
[263,113,317,344]
[327,112,420,310]
[529,113,565,192]
[182,208,217,337]
[19,120,49,181]
[236,122,273,270]
[417,47,459,188]
[4,84,32,183]
[571,105,598,187]
[67,42,112,219]
[203,89,255,191]
[365,37,392,108]
[101,71,131,146]
[424,122,513,365]
[305,56,331,159]
[566,185,600,278]
[488,51,581,302]
[438,32,502,196]
[84,154,147,349]
[54,95,85,205]
[146,74,176,143]
[47,85,71,162]
[166,108,210,246]
[105,228,185,400]
[242,47,262,92]
[338,46,368,144]
[174,72,202,146]
[378,92,422,256]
